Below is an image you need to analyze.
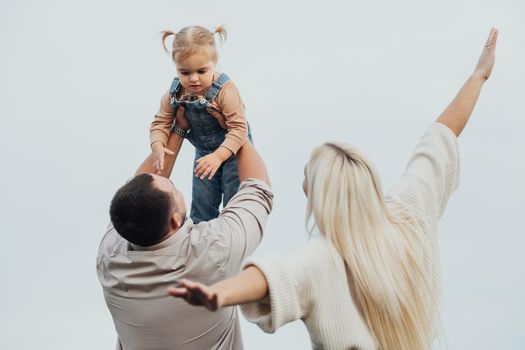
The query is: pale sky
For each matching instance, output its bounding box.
[1,0,524,349]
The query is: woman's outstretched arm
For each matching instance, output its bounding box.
[168,266,269,311]
[436,28,498,136]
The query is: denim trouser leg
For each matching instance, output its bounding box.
[221,156,241,207]
[190,150,223,223]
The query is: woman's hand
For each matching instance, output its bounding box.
[436,28,499,137]
[168,279,222,311]
[169,267,269,311]
[473,28,498,81]
[151,142,175,174]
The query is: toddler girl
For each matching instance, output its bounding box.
[150,25,251,223]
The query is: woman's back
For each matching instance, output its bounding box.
[240,122,460,349]
[242,235,376,349]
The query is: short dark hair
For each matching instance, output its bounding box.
[109,174,173,247]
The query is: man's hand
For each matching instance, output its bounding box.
[152,141,175,175]
[207,108,227,129]
[175,106,190,130]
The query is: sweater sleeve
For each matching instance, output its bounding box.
[214,80,247,154]
[239,254,309,333]
[388,122,460,229]
[149,90,175,147]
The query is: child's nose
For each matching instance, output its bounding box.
[190,74,199,82]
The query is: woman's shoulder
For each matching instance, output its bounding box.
[387,122,460,233]
[294,235,346,274]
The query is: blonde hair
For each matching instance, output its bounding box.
[305,142,439,350]
[161,25,227,63]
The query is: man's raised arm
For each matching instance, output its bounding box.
[206,108,270,186]
[236,140,270,186]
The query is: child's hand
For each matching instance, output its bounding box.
[195,153,223,180]
[152,142,175,175]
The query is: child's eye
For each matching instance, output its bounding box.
[179,71,190,76]
[198,69,208,74]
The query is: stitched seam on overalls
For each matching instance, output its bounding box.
[205,73,230,101]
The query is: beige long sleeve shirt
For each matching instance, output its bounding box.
[150,76,247,154]
[240,123,460,349]
[97,179,273,350]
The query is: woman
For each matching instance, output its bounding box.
[169,29,498,350]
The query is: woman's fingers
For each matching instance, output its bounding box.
[484,28,498,51]
[179,279,197,289]
[184,282,217,310]
[168,280,218,311]
[180,279,206,294]
[168,287,188,298]
[209,292,219,311]
[474,28,498,81]
[482,28,498,58]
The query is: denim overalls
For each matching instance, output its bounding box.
[169,73,252,223]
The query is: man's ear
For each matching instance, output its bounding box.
[169,212,184,231]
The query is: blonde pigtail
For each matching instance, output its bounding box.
[160,30,175,53]
[163,25,224,63]
[214,25,227,43]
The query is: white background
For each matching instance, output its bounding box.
[1,0,524,349]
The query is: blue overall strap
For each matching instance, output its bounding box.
[205,73,230,100]
[169,77,181,95]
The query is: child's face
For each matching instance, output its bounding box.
[176,49,216,95]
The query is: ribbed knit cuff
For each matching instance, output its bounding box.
[240,257,302,333]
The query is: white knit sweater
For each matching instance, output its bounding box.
[240,123,460,350]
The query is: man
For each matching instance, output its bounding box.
[97,108,272,350]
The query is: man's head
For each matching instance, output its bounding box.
[110,173,187,247]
